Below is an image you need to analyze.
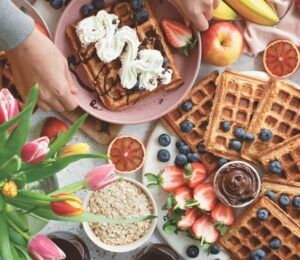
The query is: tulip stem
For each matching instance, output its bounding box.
[3,214,29,241]
[48,181,85,196]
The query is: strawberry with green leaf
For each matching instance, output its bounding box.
[211,202,235,235]
[161,19,198,56]
[184,163,207,188]
[192,215,219,244]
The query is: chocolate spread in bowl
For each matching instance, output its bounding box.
[214,162,259,206]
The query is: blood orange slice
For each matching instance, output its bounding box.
[107,135,146,174]
[263,40,300,79]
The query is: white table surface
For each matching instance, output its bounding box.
[30,1,300,259]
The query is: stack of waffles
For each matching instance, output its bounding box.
[66,0,183,111]
[163,69,300,257]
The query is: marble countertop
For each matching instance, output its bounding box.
[29,1,300,259]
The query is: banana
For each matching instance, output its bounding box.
[225,0,280,26]
[213,0,237,21]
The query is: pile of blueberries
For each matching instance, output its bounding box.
[220,121,273,151]
[186,244,221,258]
[265,190,300,209]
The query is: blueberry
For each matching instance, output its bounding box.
[269,237,281,249]
[209,244,220,255]
[293,196,300,208]
[234,128,246,139]
[265,190,276,201]
[257,208,268,221]
[175,154,187,168]
[279,194,290,208]
[175,140,186,149]
[179,145,190,155]
[229,140,242,150]
[180,120,194,133]
[50,0,64,9]
[129,0,144,10]
[181,100,193,112]
[268,160,282,174]
[244,133,255,142]
[259,129,273,142]
[187,153,200,163]
[80,4,94,16]
[197,143,206,154]
[218,158,228,167]
[162,57,168,67]
[135,9,149,24]
[186,245,199,258]
[221,121,232,132]
[158,134,171,147]
[251,249,266,260]
[92,0,104,10]
[157,149,170,162]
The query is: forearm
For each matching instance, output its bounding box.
[0,0,34,51]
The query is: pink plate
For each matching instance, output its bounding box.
[54,0,201,124]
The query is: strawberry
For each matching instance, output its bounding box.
[40,117,69,141]
[211,202,235,226]
[173,186,193,209]
[193,183,217,211]
[177,208,198,230]
[146,166,185,193]
[184,163,207,188]
[161,19,198,56]
[192,215,219,244]
[296,0,300,12]
[35,22,50,38]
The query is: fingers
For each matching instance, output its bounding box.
[50,99,65,113]
[169,0,191,27]
[192,13,209,31]
[59,91,78,111]
[38,101,51,112]
[65,66,78,94]
[213,0,221,9]
[203,4,213,21]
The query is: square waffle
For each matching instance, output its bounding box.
[219,196,300,260]
[261,177,300,227]
[204,69,267,161]
[258,135,300,183]
[242,79,300,162]
[66,0,183,111]
[0,51,24,108]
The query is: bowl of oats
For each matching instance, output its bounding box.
[82,177,157,253]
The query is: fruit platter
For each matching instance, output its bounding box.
[1,0,300,259]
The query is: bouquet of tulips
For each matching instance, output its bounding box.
[0,85,154,260]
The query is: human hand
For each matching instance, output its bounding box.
[168,0,220,31]
[6,28,78,112]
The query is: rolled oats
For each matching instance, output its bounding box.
[88,180,153,245]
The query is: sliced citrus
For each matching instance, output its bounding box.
[107,135,146,174]
[263,40,300,79]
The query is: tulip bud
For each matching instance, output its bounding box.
[85,164,118,191]
[1,180,18,198]
[21,136,50,164]
[28,234,66,260]
[60,143,90,158]
[0,88,19,125]
[50,194,83,216]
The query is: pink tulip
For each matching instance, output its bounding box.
[85,164,118,191]
[28,234,66,260]
[0,88,19,125]
[21,136,50,164]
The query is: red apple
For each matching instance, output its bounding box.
[201,22,244,67]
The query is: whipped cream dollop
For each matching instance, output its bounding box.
[76,10,173,91]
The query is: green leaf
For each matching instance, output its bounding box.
[145,173,158,182]
[8,228,27,247]
[13,174,27,189]
[0,155,22,178]
[162,195,172,210]
[0,195,6,211]
[13,244,32,260]
[145,173,162,188]
[189,37,198,49]
[47,113,88,158]
[18,191,77,202]
[0,214,14,260]
[22,153,108,183]
[163,224,177,234]
[170,208,186,222]
[186,199,199,208]
[48,180,84,196]
[181,47,189,57]
[5,210,28,232]
[11,245,21,260]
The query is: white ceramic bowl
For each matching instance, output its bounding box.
[82,177,157,253]
[213,160,261,208]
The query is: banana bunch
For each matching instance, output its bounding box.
[213,0,280,26]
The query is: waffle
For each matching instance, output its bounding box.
[261,177,300,227]
[204,69,267,161]
[242,79,300,162]
[258,135,300,182]
[219,196,300,260]
[0,51,24,108]
[66,0,183,111]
